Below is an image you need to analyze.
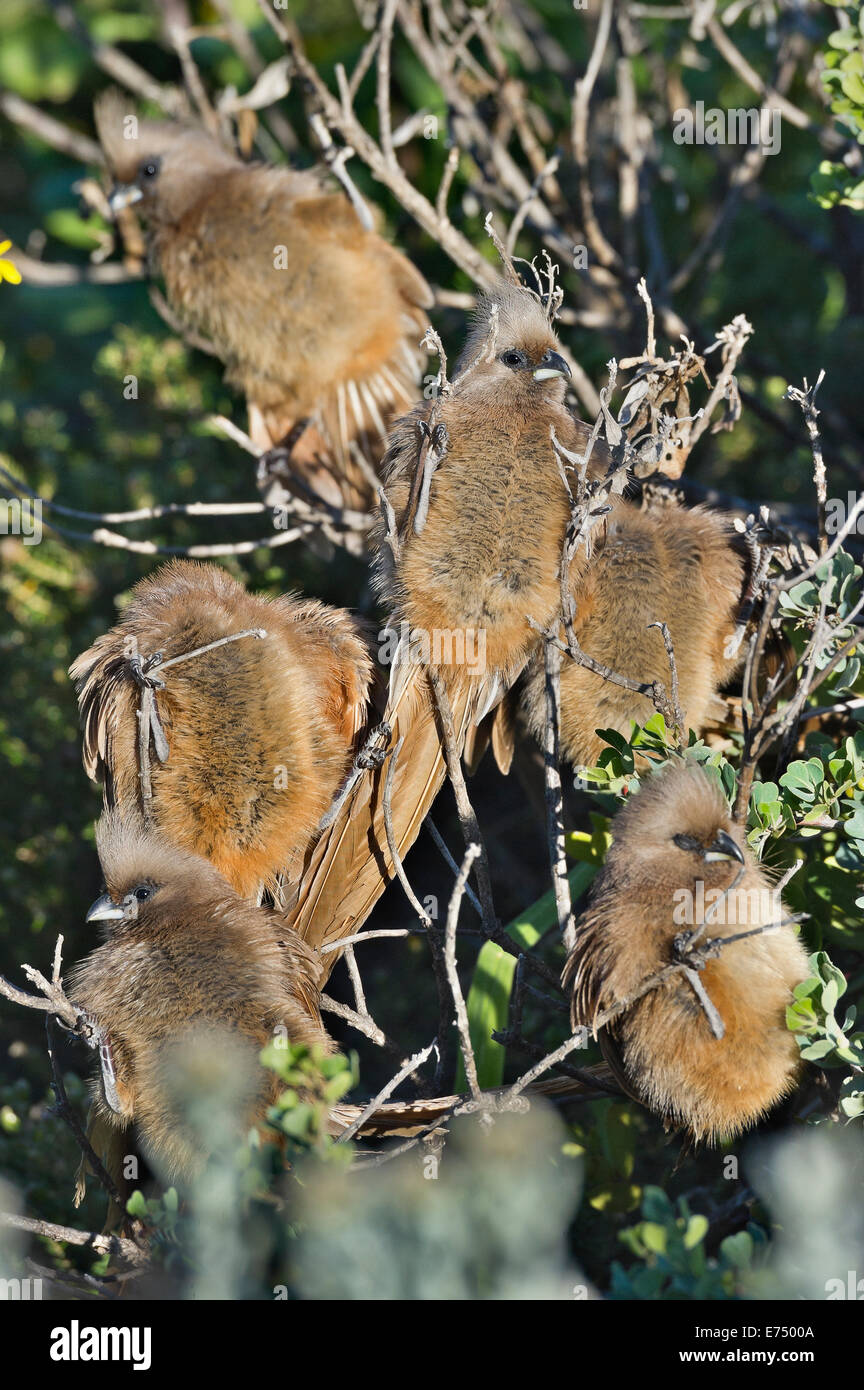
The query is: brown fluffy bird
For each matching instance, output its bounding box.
[94,91,432,508]
[68,814,329,1186]
[70,560,372,901]
[564,764,809,1142]
[282,282,611,974]
[520,494,747,768]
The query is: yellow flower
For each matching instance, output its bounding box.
[0,240,22,285]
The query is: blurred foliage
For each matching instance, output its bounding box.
[610,1185,768,1300]
[290,1106,582,1300]
[0,0,863,1299]
[262,1040,357,1161]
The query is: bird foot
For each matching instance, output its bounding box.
[256,419,313,488]
[673,931,723,972]
[77,1009,106,1050]
[356,720,393,770]
[126,651,166,690]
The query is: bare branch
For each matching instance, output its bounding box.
[444,843,484,1106]
[571,0,622,273]
[336,1040,437,1143]
[542,639,577,955]
[785,372,828,556]
[0,1212,147,1267]
[0,91,101,163]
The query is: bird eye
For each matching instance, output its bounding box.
[134,885,152,902]
[673,833,701,852]
[139,159,160,181]
[500,350,526,369]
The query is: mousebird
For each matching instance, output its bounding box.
[70,560,372,900]
[520,495,747,768]
[68,814,330,1188]
[563,763,810,1142]
[94,90,432,509]
[282,281,614,977]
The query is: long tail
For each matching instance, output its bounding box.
[74,1104,135,1233]
[285,662,475,982]
[327,1068,618,1138]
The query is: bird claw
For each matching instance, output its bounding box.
[127,652,165,690]
[357,721,393,770]
[673,931,722,971]
[257,420,313,487]
[77,1009,106,1050]
[430,422,449,455]
[142,650,164,676]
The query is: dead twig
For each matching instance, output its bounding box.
[542,639,577,955]
[443,844,484,1107]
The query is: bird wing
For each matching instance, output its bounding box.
[273,596,374,750]
[200,179,431,505]
[69,635,138,802]
[562,909,644,1105]
[463,689,518,776]
[73,1101,134,1232]
[314,233,430,493]
[562,904,614,1033]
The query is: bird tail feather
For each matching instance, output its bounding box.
[285,661,475,980]
[327,1068,617,1138]
[74,1103,133,1233]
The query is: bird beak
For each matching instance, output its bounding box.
[533,352,571,382]
[703,830,745,865]
[108,183,143,214]
[85,893,125,923]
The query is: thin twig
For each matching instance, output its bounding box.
[542,639,577,955]
[571,0,621,273]
[336,1041,438,1144]
[382,738,434,929]
[648,621,686,747]
[786,372,827,556]
[424,817,483,918]
[0,1212,147,1267]
[427,669,497,932]
[444,844,484,1106]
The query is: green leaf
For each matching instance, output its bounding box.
[684,1214,709,1249]
[43,208,107,251]
[641,1222,667,1255]
[455,863,597,1091]
[822,977,840,1014]
[779,759,825,802]
[787,999,817,1031]
[840,69,864,104]
[829,29,861,49]
[126,1189,147,1219]
[277,1102,315,1137]
[720,1231,754,1270]
[815,952,847,997]
[799,1037,837,1061]
[642,1185,674,1223]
